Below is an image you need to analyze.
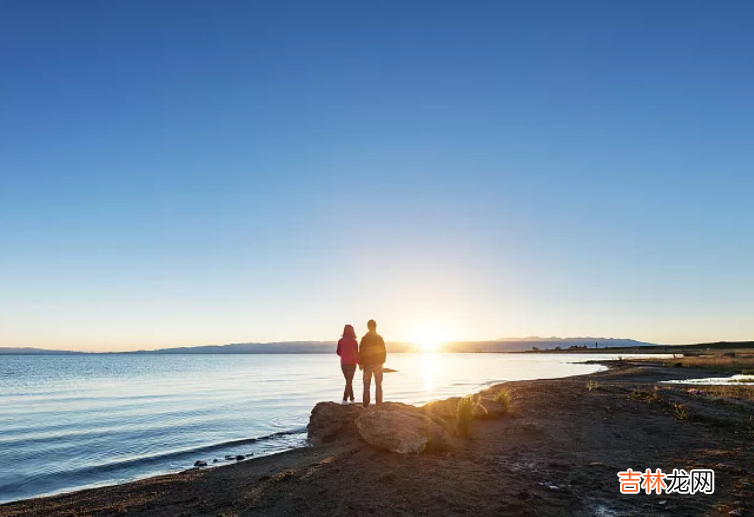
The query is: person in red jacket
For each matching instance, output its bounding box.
[336,324,359,404]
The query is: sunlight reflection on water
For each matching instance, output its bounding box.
[422,353,435,394]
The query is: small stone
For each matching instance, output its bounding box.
[235,455,246,461]
[194,460,207,467]
[213,459,219,463]
[729,510,743,517]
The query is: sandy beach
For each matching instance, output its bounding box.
[1,361,752,517]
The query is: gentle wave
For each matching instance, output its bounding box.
[0,427,308,502]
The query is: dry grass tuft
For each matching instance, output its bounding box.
[456,395,477,437]
[691,385,754,402]
[493,389,511,408]
[630,389,660,403]
[672,403,688,420]
[662,354,754,371]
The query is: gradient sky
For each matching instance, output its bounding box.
[1,1,753,351]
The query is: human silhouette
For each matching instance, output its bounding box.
[359,319,386,407]
[336,324,358,404]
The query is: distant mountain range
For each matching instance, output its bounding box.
[0,337,657,355]
[0,347,81,355]
[140,341,343,354]
[131,337,657,353]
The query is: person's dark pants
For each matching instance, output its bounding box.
[341,364,356,401]
[362,364,383,407]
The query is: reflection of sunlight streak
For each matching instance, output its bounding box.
[422,353,435,393]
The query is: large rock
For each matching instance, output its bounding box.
[355,402,450,454]
[421,396,506,421]
[307,402,364,445]
[421,397,463,420]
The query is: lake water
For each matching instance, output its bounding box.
[0,353,652,504]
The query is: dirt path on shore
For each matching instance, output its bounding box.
[1,363,752,517]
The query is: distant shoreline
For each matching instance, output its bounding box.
[2,339,753,356]
[2,339,753,357]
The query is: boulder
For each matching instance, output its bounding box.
[421,397,462,420]
[307,402,365,445]
[356,402,450,454]
[422,396,505,421]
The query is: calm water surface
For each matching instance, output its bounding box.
[0,353,655,504]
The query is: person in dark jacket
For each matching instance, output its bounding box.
[358,319,386,407]
[336,324,359,404]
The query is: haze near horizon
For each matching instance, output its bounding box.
[1,1,753,352]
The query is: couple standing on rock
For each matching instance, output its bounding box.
[336,319,386,407]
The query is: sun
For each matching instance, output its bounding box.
[421,336,442,352]
[412,326,446,352]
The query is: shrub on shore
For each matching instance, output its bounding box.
[456,396,477,437]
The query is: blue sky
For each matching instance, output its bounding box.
[1,1,752,350]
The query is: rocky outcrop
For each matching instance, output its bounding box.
[355,403,450,454]
[307,402,364,445]
[307,393,511,453]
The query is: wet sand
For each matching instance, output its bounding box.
[1,362,752,516]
